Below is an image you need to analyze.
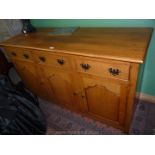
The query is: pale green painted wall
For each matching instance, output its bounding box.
[31,19,155,96]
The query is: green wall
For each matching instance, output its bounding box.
[31,19,155,96]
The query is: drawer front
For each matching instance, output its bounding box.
[4,47,33,62]
[75,57,130,80]
[33,50,71,69]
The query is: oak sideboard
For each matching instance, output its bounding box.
[0,28,152,132]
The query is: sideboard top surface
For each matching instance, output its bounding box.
[0,28,153,63]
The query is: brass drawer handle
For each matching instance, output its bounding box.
[23,53,29,59]
[80,63,91,70]
[11,52,16,56]
[57,59,65,65]
[39,56,46,62]
[108,68,121,76]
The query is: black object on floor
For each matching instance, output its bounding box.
[0,75,47,135]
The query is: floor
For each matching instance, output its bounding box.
[39,99,155,135]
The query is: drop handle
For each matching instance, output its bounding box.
[80,63,91,70]
[57,59,65,65]
[23,53,29,59]
[39,56,46,62]
[108,68,121,76]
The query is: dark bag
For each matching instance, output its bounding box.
[0,75,47,135]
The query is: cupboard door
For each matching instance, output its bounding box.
[36,66,55,102]
[43,67,81,110]
[81,75,128,126]
[13,60,50,100]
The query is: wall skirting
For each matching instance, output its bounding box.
[136,92,155,104]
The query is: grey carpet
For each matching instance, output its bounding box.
[39,99,155,135]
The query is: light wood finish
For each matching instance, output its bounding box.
[0,28,152,63]
[75,56,130,81]
[5,47,33,62]
[42,66,81,110]
[125,63,139,132]
[0,28,152,133]
[13,60,50,99]
[81,75,128,126]
[36,65,56,102]
[32,50,72,69]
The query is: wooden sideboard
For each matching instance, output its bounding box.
[0,28,152,132]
